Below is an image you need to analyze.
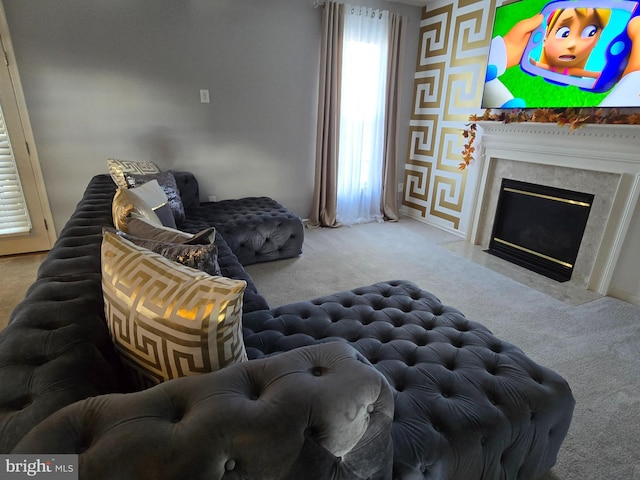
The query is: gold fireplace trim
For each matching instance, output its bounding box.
[493,238,574,269]
[504,187,591,208]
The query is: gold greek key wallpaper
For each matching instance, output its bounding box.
[402,0,496,234]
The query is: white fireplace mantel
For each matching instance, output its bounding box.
[467,121,640,304]
[475,121,640,170]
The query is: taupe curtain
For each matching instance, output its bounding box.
[381,11,405,222]
[308,1,344,228]
[309,2,405,227]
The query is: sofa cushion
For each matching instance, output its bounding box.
[107,158,161,188]
[106,228,221,277]
[112,180,176,231]
[127,218,215,245]
[125,179,176,228]
[101,232,247,388]
[125,171,186,224]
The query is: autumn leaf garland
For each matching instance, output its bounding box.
[459,108,640,170]
[460,122,477,170]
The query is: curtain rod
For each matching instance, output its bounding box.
[313,1,409,22]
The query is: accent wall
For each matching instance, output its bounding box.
[402,0,495,236]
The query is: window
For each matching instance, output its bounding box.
[0,103,31,236]
[336,8,389,225]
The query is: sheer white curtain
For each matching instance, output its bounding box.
[336,6,389,225]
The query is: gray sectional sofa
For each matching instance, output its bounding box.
[0,172,575,479]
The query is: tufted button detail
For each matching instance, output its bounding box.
[531,370,544,384]
[29,354,50,367]
[9,395,33,411]
[224,459,236,471]
[249,391,260,401]
[367,404,375,414]
[311,366,324,377]
[77,439,91,454]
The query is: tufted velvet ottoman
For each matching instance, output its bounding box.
[171,171,304,266]
[243,280,575,480]
[179,196,304,266]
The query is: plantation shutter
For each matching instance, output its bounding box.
[0,103,31,236]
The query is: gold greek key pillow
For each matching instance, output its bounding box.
[107,158,161,188]
[101,231,247,388]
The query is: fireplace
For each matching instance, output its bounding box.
[488,179,594,282]
[465,121,640,304]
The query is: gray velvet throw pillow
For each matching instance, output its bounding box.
[127,218,215,245]
[103,228,221,276]
[126,171,186,224]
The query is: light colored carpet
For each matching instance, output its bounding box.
[246,216,640,480]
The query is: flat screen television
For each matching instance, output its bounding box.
[482,0,640,108]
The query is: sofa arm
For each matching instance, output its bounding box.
[171,170,200,212]
[13,342,394,480]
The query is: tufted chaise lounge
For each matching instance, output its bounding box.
[243,281,576,479]
[0,173,575,479]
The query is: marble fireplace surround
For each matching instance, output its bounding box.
[467,121,640,297]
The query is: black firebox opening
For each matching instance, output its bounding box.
[488,179,594,282]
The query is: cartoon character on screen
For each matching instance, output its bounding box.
[529,7,610,78]
[602,13,640,105]
[484,13,544,108]
[484,12,640,107]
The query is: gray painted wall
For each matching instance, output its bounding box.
[3,0,421,234]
